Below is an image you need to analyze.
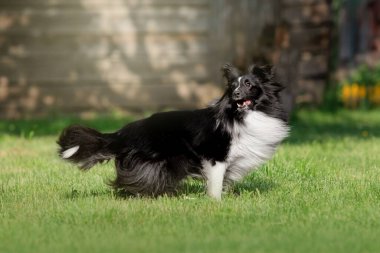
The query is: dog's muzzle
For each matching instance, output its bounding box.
[233,90,242,100]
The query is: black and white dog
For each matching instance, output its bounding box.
[58,64,289,200]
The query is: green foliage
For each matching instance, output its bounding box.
[338,64,380,109]
[321,81,342,111]
[345,64,380,87]
[1,110,380,253]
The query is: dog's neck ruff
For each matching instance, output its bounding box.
[224,111,289,181]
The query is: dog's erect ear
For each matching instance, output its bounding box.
[222,63,239,82]
[249,65,274,79]
[248,65,260,76]
[261,65,275,78]
[250,64,283,92]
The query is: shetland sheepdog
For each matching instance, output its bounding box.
[58,64,289,200]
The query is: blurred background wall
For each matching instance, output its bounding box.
[1,0,378,119]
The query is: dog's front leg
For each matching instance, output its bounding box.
[204,161,227,200]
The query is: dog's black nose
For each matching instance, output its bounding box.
[233,90,241,99]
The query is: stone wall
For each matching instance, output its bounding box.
[0,0,331,118]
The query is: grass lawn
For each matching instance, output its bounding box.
[1,109,380,253]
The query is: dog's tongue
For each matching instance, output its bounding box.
[237,99,252,108]
[243,100,252,106]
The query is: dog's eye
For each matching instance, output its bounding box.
[244,80,252,87]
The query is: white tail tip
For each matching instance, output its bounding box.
[62,146,80,159]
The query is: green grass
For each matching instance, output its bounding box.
[1,110,380,253]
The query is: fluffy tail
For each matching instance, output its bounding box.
[57,125,118,170]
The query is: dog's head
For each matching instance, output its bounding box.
[221,63,286,120]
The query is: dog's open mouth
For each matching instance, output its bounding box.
[236,99,252,108]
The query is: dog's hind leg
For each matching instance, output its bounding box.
[111,152,182,196]
[203,161,227,200]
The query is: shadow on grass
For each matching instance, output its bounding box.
[287,109,380,144]
[63,176,277,200]
[175,176,277,197]
[65,188,115,199]
[231,177,277,196]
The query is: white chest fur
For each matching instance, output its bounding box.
[225,111,289,181]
